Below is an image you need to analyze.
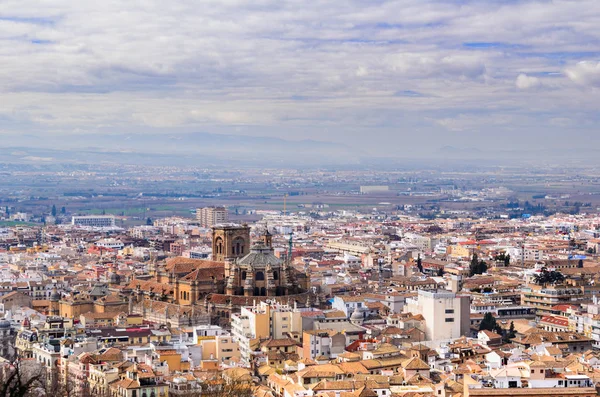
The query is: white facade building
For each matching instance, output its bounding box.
[72,215,116,227]
[403,289,470,342]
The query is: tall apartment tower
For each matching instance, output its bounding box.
[403,289,470,342]
[196,206,228,228]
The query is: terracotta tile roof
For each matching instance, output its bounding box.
[165,258,223,274]
[402,357,430,370]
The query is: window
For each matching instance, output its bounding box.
[445,318,454,322]
[445,309,454,314]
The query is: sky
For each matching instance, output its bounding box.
[0,0,600,157]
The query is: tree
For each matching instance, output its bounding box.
[533,267,565,286]
[479,260,488,274]
[60,206,66,214]
[437,267,444,277]
[179,375,255,397]
[479,312,497,332]
[479,312,503,336]
[0,360,44,397]
[504,254,510,266]
[504,321,516,342]
[469,253,479,277]
[416,254,423,273]
[146,217,153,225]
[469,253,487,276]
[51,205,57,217]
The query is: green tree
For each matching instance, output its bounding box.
[51,205,57,217]
[504,321,516,342]
[479,260,488,274]
[469,253,488,276]
[146,217,153,225]
[480,312,503,335]
[469,253,479,277]
[479,312,497,332]
[504,254,510,266]
[60,206,66,214]
[416,254,423,273]
[533,267,565,286]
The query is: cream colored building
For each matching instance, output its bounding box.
[199,334,241,364]
[196,207,228,228]
[231,300,302,364]
[403,289,470,342]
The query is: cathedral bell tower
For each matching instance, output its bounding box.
[212,224,250,275]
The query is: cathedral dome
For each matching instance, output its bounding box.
[237,243,282,269]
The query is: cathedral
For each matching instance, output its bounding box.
[125,224,310,324]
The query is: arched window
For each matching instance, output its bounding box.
[215,237,223,254]
[273,271,279,280]
[255,271,265,281]
[233,237,245,255]
[241,271,247,280]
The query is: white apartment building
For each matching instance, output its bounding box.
[71,215,116,228]
[196,207,228,228]
[403,289,470,343]
[231,301,302,364]
[95,238,125,250]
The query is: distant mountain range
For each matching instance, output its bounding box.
[0,132,597,167]
[0,132,362,167]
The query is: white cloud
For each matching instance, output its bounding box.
[516,73,541,89]
[565,61,600,86]
[355,66,369,77]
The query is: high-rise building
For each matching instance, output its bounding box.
[403,289,470,342]
[196,206,228,227]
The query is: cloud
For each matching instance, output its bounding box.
[0,0,598,155]
[565,61,600,86]
[355,66,369,77]
[515,73,541,89]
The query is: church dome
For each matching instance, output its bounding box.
[237,243,282,269]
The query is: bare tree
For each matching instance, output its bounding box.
[176,376,255,397]
[0,361,45,397]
